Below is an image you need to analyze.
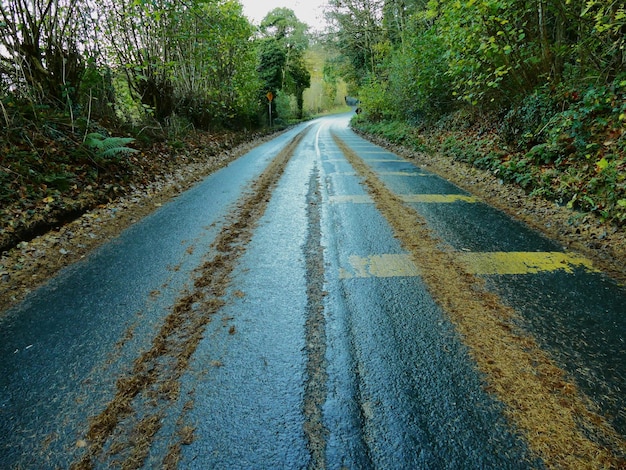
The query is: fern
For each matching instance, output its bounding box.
[84,132,138,157]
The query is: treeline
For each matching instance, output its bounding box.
[326,0,626,223]
[0,1,347,251]
[0,0,334,131]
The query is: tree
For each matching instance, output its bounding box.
[98,0,177,120]
[258,8,311,120]
[98,0,259,127]
[325,0,386,86]
[0,0,89,107]
[171,0,260,127]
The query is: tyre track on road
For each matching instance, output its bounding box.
[71,129,308,469]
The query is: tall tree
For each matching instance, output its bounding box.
[98,0,258,127]
[171,0,260,127]
[258,8,311,119]
[325,0,386,85]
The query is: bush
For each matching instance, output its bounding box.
[352,118,425,151]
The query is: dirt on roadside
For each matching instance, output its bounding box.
[0,133,280,316]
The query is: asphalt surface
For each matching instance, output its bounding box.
[0,114,624,468]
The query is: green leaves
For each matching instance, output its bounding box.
[596,158,609,172]
[257,8,312,120]
[97,0,259,127]
[84,133,138,158]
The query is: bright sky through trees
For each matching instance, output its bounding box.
[239,0,328,31]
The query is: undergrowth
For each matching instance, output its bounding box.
[353,76,626,226]
[0,97,263,253]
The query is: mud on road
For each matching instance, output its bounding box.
[71,132,306,469]
[333,133,626,469]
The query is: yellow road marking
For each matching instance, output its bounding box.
[340,254,421,279]
[378,172,432,177]
[401,194,478,203]
[330,194,477,204]
[341,252,597,278]
[457,251,599,275]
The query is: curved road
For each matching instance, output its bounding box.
[1,114,625,468]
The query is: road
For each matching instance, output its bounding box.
[1,114,625,469]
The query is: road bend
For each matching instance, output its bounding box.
[0,113,624,469]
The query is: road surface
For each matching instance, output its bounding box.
[1,114,625,468]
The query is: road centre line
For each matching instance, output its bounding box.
[330,194,478,204]
[340,252,598,278]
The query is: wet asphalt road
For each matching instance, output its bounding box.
[0,114,625,468]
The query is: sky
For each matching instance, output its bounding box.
[239,0,328,32]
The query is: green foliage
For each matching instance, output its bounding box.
[302,45,348,114]
[274,94,298,125]
[172,0,261,127]
[87,0,262,127]
[84,133,138,158]
[258,40,287,93]
[325,0,626,225]
[260,8,310,49]
[325,0,386,87]
[387,25,454,123]
[257,8,312,120]
[352,117,425,151]
[500,91,557,149]
[358,76,394,122]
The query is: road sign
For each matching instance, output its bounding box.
[266,92,274,102]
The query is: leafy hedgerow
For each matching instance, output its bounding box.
[352,75,626,225]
